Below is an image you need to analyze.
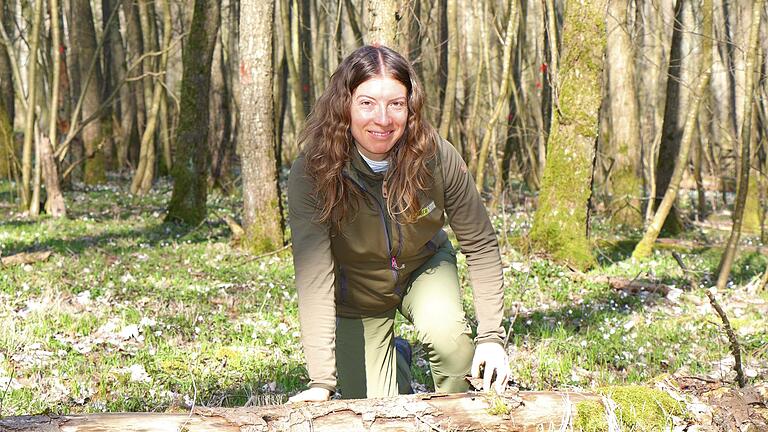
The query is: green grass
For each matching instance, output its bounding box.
[0,179,766,416]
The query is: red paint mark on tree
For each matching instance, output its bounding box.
[302,83,310,93]
[535,82,542,89]
[540,63,548,73]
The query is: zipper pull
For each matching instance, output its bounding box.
[391,256,404,270]
[382,179,388,199]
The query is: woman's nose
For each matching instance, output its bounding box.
[373,105,391,125]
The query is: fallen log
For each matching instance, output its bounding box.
[0,390,600,431]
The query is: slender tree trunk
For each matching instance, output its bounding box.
[475,0,514,192]
[715,0,764,289]
[600,0,642,228]
[632,0,713,261]
[44,0,66,217]
[20,0,44,209]
[123,0,146,167]
[281,0,305,140]
[529,0,606,270]
[208,20,232,192]
[0,0,13,179]
[344,0,364,46]
[105,0,134,171]
[297,0,313,113]
[71,0,107,184]
[131,0,172,195]
[239,0,282,252]
[437,0,457,140]
[653,0,697,235]
[166,0,220,225]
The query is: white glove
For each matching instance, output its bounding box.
[471,342,510,393]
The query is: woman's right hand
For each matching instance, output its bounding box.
[287,387,332,403]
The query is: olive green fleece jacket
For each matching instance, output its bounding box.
[287,138,505,392]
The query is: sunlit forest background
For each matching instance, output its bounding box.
[0,0,767,428]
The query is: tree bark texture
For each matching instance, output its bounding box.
[70,0,107,184]
[599,0,642,228]
[165,0,220,225]
[40,137,66,217]
[529,0,606,271]
[365,0,404,48]
[208,31,233,193]
[0,391,600,431]
[239,0,282,252]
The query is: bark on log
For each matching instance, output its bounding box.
[0,391,600,431]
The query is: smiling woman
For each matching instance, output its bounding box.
[286,45,509,402]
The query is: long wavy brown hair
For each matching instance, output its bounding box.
[299,45,438,231]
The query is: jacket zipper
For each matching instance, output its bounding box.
[343,173,401,281]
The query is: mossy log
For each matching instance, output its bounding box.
[0,391,601,431]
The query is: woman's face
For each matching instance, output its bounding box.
[349,76,408,161]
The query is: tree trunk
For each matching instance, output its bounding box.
[43,0,66,217]
[123,0,146,167]
[365,0,404,47]
[20,0,44,209]
[130,0,172,196]
[239,0,282,252]
[70,0,107,185]
[715,0,763,290]
[0,391,601,431]
[165,0,220,225]
[105,0,134,171]
[475,0,514,192]
[297,0,313,114]
[437,0,457,140]
[40,137,66,217]
[599,0,642,228]
[632,0,713,261]
[0,0,13,179]
[529,0,606,271]
[653,0,698,235]
[208,18,232,192]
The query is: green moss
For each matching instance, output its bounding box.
[242,198,283,255]
[575,385,686,431]
[575,400,608,432]
[485,393,511,416]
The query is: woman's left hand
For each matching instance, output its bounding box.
[471,342,510,393]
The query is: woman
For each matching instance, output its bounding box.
[287,45,509,402]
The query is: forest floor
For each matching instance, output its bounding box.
[0,179,766,429]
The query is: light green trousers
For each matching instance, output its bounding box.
[335,242,474,399]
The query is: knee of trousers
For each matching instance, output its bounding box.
[414,316,474,374]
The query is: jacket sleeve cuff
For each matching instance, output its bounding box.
[474,334,505,346]
[308,383,337,394]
